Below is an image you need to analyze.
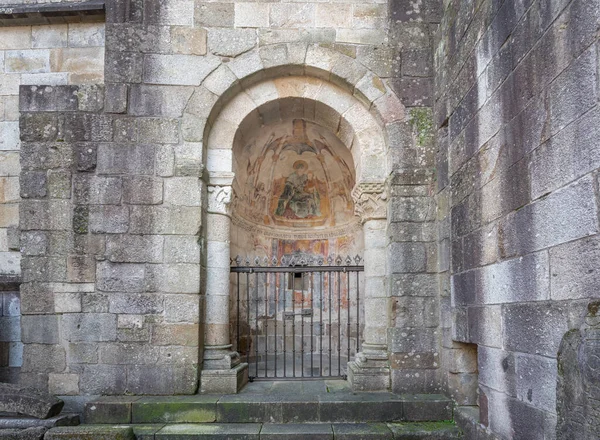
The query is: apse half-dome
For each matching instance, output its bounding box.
[232,119,357,232]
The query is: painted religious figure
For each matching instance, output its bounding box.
[275,160,322,219]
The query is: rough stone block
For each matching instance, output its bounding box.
[390,242,427,273]
[163,236,200,264]
[122,176,163,205]
[60,114,113,143]
[84,396,140,424]
[20,171,47,199]
[145,264,200,293]
[503,301,586,357]
[108,293,163,315]
[106,235,163,263]
[164,294,200,323]
[164,177,202,206]
[22,344,66,373]
[99,343,160,365]
[45,425,134,440]
[48,373,79,396]
[389,327,437,353]
[89,205,129,234]
[97,261,145,293]
[97,143,155,175]
[126,364,197,395]
[235,3,269,28]
[105,51,143,83]
[498,175,597,257]
[129,206,201,235]
[195,2,234,27]
[73,175,122,205]
[550,235,600,300]
[80,364,127,395]
[61,313,117,342]
[0,382,64,419]
[467,305,502,348]
[144,0,194,26]
[21,315,59,344]
[143,54,220,86]
[151,324,199,346]
[270,4,315,28]
[138,119,180,144]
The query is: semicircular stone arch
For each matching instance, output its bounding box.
[194,44,405,393]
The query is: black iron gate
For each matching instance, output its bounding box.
[231,255,364,380]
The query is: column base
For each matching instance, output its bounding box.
[200,363,248,394]
[347,344,390,392]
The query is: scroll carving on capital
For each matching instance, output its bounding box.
[352,182,387,223]
[208,185,232,215]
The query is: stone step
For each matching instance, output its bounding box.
[85,394,453,425]
[46,423,463,439]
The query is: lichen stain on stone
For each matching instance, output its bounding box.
[372,76,385,93]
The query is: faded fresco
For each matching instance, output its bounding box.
[233,119,356,230]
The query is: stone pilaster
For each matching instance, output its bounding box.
[200,172,248,394]
[347,181,391,391]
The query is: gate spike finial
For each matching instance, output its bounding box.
[354,254,362,265]
[327,255,334,265]
[271,256,278,266]
[235,255,242,266]
[254,256,261,266]
[345,255,352,265]
[335,255,343,265]
[317,256,324,266]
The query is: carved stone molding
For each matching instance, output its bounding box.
[208,185,232,215]
[352,182,387,223]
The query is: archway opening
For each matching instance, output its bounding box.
[229,105,364,379]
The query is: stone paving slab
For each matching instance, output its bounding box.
[260,423,333,440]
[44,425,134,440]
[131,424,166,440]
[155,423,261,439]
[132,396,219,424]
[332,423,393,439]
[85,397,142,424]
[387,422,462,439]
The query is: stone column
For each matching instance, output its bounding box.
[200,172,248,394]
[347,182,391,391]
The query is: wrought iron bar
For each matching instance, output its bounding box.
[337,270,341,376]
[319,271,323,377]
[231,257,363,381]
[347,270,350,367]
[301,272,305,377]
[236,272,240,354]
[255,273,259,378]
[356,271,360,353]
[264,272,268,378]
[292,272,296,378]
[283,272,287,378]
[310,271,314,377]
[328,271,332,377]
[246,272,250,365]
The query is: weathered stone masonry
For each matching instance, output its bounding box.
[6,0,600,438]
[14,0,441,399]
[435,0,600,438]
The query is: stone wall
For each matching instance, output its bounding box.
[0,22,104,386]
[435,0,600,438]
[0,23,105,278]
[14,0,443,396]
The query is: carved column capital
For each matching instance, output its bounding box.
[352,181,388,224]
[208,185,232,215]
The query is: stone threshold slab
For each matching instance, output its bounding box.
[85,393,453,425]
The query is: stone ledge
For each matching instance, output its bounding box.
[0,1,104,27]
